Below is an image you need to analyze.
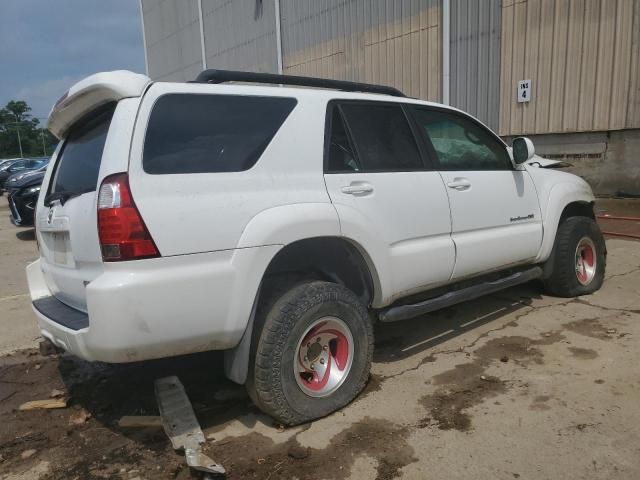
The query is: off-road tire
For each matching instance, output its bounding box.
[246,280,373,425]
[543,216,606,297]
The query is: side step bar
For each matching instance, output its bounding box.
[379,266,543,323]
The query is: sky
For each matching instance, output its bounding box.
[0,0,145,121]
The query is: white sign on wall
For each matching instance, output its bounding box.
[518,80,531,103]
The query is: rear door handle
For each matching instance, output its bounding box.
[446,178,471,191]
[341,183,374,195]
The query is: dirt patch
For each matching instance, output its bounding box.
[204,418,416,480]
[421,374,506,431]
[475,336,544,365]
[431,362,484,386]
[422,360,506,431]
[568,347,598,359]
[420,331,565,431]
[360,374,384,399]
[0,349,252,479]
[530,395,552,411]
[564,318,615,340]
[474,332,564,366]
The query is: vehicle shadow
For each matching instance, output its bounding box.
[54,281,544,445]
[374,282,543,363]
[15,228,36,241]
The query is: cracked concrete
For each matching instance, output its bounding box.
[196,236,640,479]
[1,200,640,479]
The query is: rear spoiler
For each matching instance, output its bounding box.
[48,70,151,139]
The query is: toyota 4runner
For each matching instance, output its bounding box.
[27,70,605,425]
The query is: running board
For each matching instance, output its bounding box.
[379,266,543,323]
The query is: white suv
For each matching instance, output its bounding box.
[27,70,605,425]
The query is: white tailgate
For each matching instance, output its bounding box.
[36,99,139,311]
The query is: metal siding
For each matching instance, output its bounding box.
[201,0,279,73]
[279,0,442,101]
[449,0,502,130]
[535,0,554,133]
[499,0,639,135]
[141,0,202,81]
[628,0,640,128]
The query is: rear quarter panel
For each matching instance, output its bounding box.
[128,83,333,256]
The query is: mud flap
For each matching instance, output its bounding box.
[155,376,225,475]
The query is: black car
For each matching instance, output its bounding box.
[7,170,45,226]
[0,158,47,192]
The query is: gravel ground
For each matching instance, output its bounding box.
[0,200,639,480]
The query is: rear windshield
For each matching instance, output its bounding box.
[143,94,297,174]
[51,103,115,195]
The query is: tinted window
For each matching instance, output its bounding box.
[144,94,297,174]
[327,107,360,172]
[339,103,422,171]
[52,104,115,195]
[412,109,511,170]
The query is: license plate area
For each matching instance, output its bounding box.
[42,231,73,267]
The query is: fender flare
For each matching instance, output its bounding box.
[535,182,595,263]
[224,203,385,384]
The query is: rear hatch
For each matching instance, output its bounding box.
[37,105,115,311]
[36,71,150,312]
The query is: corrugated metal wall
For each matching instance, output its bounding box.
[449,0,501,130]
[628,0,640,130]
[499,0,640,136]
[201,0,279,73]
[280,0,442,101]
[141,0,203,81]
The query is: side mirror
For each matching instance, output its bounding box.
[512,137,535,164]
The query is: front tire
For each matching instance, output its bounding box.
[247,281,373,425]
[543,216,606,297]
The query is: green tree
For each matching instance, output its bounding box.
[0,100,58,159]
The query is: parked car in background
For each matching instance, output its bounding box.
[0,158,24,167]
[0,159,25,178]
[0,158,48,193]
[5,161,49,191]
[7,167,46,226]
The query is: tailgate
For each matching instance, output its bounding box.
[37,104,116,311]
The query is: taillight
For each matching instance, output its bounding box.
[97,173,159,261]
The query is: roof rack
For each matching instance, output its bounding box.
[193,69,405,97]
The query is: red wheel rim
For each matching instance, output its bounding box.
[575,237,597,286]
[294,317,354,398]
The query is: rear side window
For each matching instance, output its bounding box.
[338,103,422,172]
[327,106,360,172]
[143,94,297,174]
[52,104,115,195]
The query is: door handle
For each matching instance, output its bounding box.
[341,183,374,195]
[446,178,471,191]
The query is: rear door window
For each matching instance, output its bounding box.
[337,102,423,172]
[51,103,116,195]
[143,94,297,174]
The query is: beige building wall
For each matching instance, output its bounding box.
[499,0,640,136]
[201,0,280,74]
[280,0,442,101]
[141,0,203,82]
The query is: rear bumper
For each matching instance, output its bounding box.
[26,244,280,363]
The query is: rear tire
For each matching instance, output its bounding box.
[246,281,373,426]
[543,216,606,297]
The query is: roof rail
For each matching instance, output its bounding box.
[193,69,405,97]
